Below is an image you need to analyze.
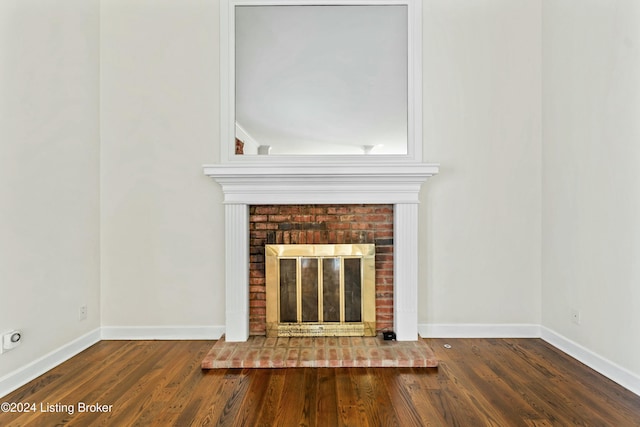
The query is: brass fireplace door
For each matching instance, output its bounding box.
[265,244,376,337]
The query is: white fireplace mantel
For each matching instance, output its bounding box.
[203,162,439,341]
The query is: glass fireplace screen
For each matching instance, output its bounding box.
[266,244,376,337]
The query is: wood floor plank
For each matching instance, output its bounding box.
[272,368,307,426]
[127,342,209,425]
[335,368,370,427]
[378,368,428,426]
[350,368,402,427]
[177,369,248,427]
[1,339,639,426]
[253,368,286,426]
[229,369,270,427]
[394,368,449,426]
[316,368,339,427]
[300,368,319,426]
[210,369,253,427]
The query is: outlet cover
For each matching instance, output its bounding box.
[2,330,22,352]
[571,309,581,325]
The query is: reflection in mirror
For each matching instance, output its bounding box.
[235,5,408,156]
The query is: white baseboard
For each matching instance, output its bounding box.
[541,327,640,397]
[0,328,101,399]
[101,325,225,340]
[419,323,541,338]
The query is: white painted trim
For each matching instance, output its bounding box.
[203,163,439,205]
[235,122,260,153]
[0,328,101,399]
[100,326,225,340]
[394,204,419,340]
[220,0,423,163]
[419,323,541,338]
[541,327,640,397]
[223,204,250,342]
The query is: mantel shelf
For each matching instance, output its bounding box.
[203,162,439,177]
[203,163,439,205]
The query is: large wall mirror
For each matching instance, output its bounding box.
[220,0,422,161]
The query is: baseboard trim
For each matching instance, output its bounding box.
[419,323,541,338]
[540,327,640,397]
[0,328,101,399]
[100,325,225,340]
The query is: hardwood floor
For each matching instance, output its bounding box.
[1,338,639,426]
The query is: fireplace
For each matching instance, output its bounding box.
[203,163,439,341]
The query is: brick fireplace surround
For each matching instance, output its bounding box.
[203,163,439,342]
[249,204,394,336]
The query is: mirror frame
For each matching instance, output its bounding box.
[220,0,422,164]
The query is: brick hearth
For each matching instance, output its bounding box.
[201,336,438,369]
[249,204,394,336]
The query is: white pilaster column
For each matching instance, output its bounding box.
[394,203,420,341]
[224,203,249,341]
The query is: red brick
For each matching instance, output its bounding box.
[255,222,279,230]
[352,223,374,230]
[250,300,266,308]
[327,206,350,214]
[253,206,279,215]
[362,214,389,222]
[316,214,338,222]
[353,206,376,213]
[374,230,394,238]
[278,206,300,215]
[376,254,393,262]
[376,261,394,270]
[326,222,350,230]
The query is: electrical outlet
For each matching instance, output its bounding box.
[2,330,22,353]
[79,305,87,321]
[571,308,581,325]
